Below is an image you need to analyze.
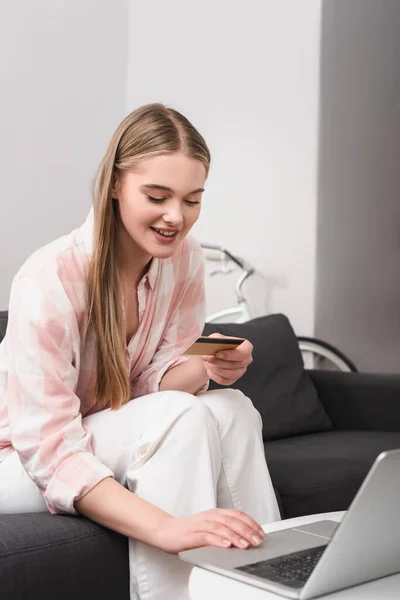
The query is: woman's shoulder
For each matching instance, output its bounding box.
[12,223,89,296]
[8,223,91,327]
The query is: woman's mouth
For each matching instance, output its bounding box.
[151,227,179,244]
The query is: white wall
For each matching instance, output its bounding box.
[127,0,322,335]
[0,0,128,307]
[0,0,322,336]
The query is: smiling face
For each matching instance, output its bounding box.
[114,152,206,269]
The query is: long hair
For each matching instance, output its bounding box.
[87,104,211,410]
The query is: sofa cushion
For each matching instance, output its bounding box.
[0,311,7,342]
[0,513,129,600]
[203,314,332,441]
[265,430,400,518]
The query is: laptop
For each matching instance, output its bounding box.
[180,449,400,599]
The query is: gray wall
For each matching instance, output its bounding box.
[316,0,400,372]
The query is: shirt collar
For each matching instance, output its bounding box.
[145,257,158,290]
[80,208,158,290]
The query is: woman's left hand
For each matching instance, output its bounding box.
[201,333,253,386]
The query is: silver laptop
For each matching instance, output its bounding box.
[180,449,400,599]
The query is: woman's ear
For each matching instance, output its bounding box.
[111,175,120,199]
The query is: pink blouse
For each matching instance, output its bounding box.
[0,210,206,514]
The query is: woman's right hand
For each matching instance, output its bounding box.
[154,508,266,554]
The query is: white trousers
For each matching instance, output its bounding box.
[0,388,280,599]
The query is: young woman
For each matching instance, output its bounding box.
[0,104,280,599]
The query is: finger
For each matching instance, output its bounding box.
[192,532,233,549]
[207,374,235,386]
[207,333,226,339]
[205,366,246,385]
[203,361,247,374]
[204,370,240,386]
[215,509,265,537]
[207,517,263,548]
[216,340,253,362]
[202,521,254,549]
[202,356,251,370]
[206,369,245,385]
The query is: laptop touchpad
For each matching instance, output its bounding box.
[295,520,339,539]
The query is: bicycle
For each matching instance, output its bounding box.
[201,243,357,372]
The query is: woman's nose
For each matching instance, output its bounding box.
[163,203,183,227]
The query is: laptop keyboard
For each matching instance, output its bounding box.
[236,544,326,589]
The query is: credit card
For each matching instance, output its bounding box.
[184,336,245,356]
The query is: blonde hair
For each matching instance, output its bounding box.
[87,103,211,410]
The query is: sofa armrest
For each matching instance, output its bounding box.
[308,371,400,432]
[0,513,129,600]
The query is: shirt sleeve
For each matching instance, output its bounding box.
[131,240,209,397]
[6,274,114,515]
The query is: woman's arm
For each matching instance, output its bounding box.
[159,355,208,395]
[75,477,266,554]
[6,275,113,515]
[75,477,171,545]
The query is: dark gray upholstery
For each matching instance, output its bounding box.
[0,513,129,600]
[265,430,400,518]
[203,315,332,440]
[309,370,400,432]
[0,311,7,341]
[1,309,400,598]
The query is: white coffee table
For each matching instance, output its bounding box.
[189,511,400,599]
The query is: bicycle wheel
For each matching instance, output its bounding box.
[297,337,357,372]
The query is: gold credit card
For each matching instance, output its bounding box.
[184,336,245,356]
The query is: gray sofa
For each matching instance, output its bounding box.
[1,310,400,600]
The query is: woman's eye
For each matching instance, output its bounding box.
[147,195,166,203]
[146,194,200,206]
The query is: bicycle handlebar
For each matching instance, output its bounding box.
[201,242,254,302]
[200,243,246,270]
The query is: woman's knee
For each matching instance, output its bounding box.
[141,393,218,458]
[173,392,215,428]
[140,390,215,434]
[154,390,212,426]
[159,390,198,411]
[199,388,262,431]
